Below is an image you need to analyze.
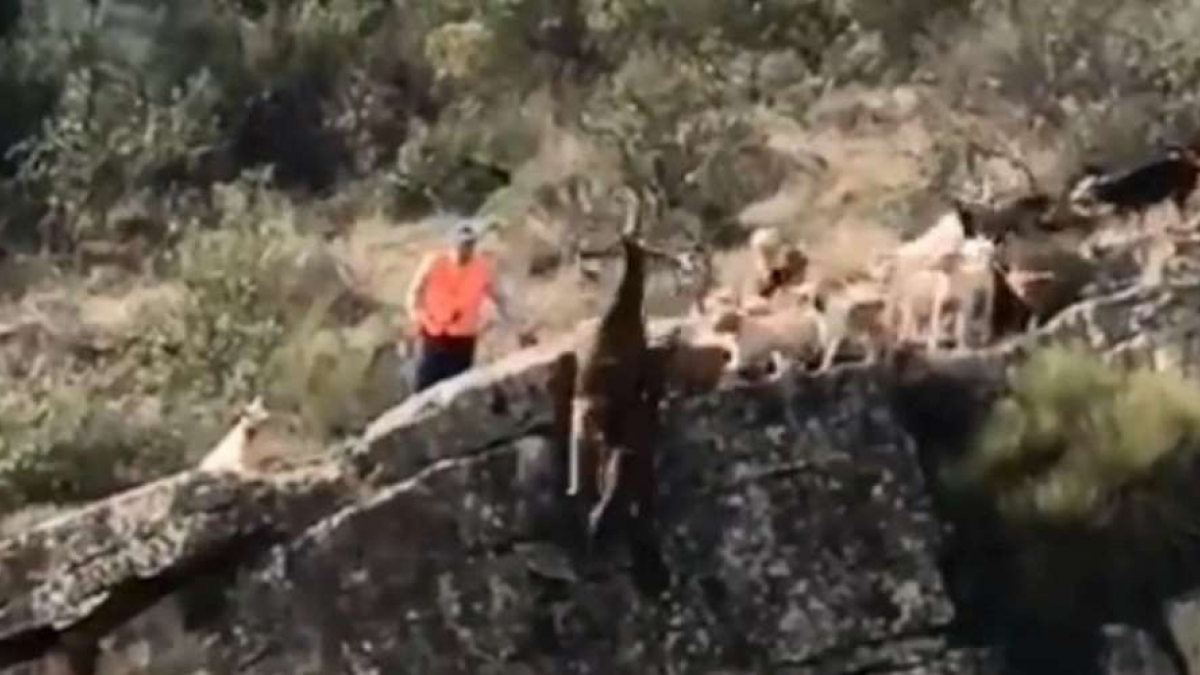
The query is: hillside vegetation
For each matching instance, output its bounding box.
[2,0,1200,518]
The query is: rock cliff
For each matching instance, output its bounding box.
[4,273,1200,674]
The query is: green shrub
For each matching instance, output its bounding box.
[938,346,1200,631]
[0,41,58,178]
[929,0,1200,171]
[12,67,222,250]
[0,171,395,514]
[142,176,291,402]
[947,346,1200,527]
[388,93,541,213]
[266,303,399,440]
[0,382,189,512]
[234,0,376,91]
[0,177,321,514]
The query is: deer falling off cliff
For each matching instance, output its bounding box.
[567,187,649,500]
[553,186,670,595]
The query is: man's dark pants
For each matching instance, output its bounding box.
[414,332,477,392]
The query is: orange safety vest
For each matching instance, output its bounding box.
[417,251,493,338]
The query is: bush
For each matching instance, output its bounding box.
[136,176,292,404]
[932,345,1200,646]
[0,169,407,513]
[12,67,222,251]
[0,384,186,512]
[947,346,1200,527]
[266,305,400,440]
[929,0,1200,170]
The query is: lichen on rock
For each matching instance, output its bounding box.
[6,275,1200,674]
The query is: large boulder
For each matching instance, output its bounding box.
[4,267,1200,674]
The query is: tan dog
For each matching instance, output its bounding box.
[198,397,273,474]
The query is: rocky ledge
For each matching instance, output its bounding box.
[4,278,1200,675]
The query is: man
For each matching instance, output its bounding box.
[405,219,534,392]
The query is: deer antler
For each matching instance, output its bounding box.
[619,185,642,238]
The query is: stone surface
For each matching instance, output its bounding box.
[5,270,1200,673]
[1167,591,1200,675]
[0,466,357,672]
[198,363,990,675]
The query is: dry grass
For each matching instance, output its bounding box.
[330,86,1072,364]
[327,213,444,311]
[731,104,933,288]
[77,283,190,336]
[737,176,819,232]
[707,246,763,298]
[805,118,933,213]
[805,218,902,281]
[738,96,942,255]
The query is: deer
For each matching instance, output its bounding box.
[553,185,672,596]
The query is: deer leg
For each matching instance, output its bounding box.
[567,402,585,497]
[567,399,600,502]
[884,299,905,351]
[625,481,669,598]
[587,446,628,547]
[626,519,669,598]
[620,356,671,595]
[595,435,669,597]
[549,353,577,492]
[930,273,955,353]
[904,296,926,348]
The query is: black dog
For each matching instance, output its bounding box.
[1068,142,1200,225]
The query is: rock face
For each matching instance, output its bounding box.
[203,366,988,675]
[4,275,1200,674]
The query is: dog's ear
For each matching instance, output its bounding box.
[244,396,268,421]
